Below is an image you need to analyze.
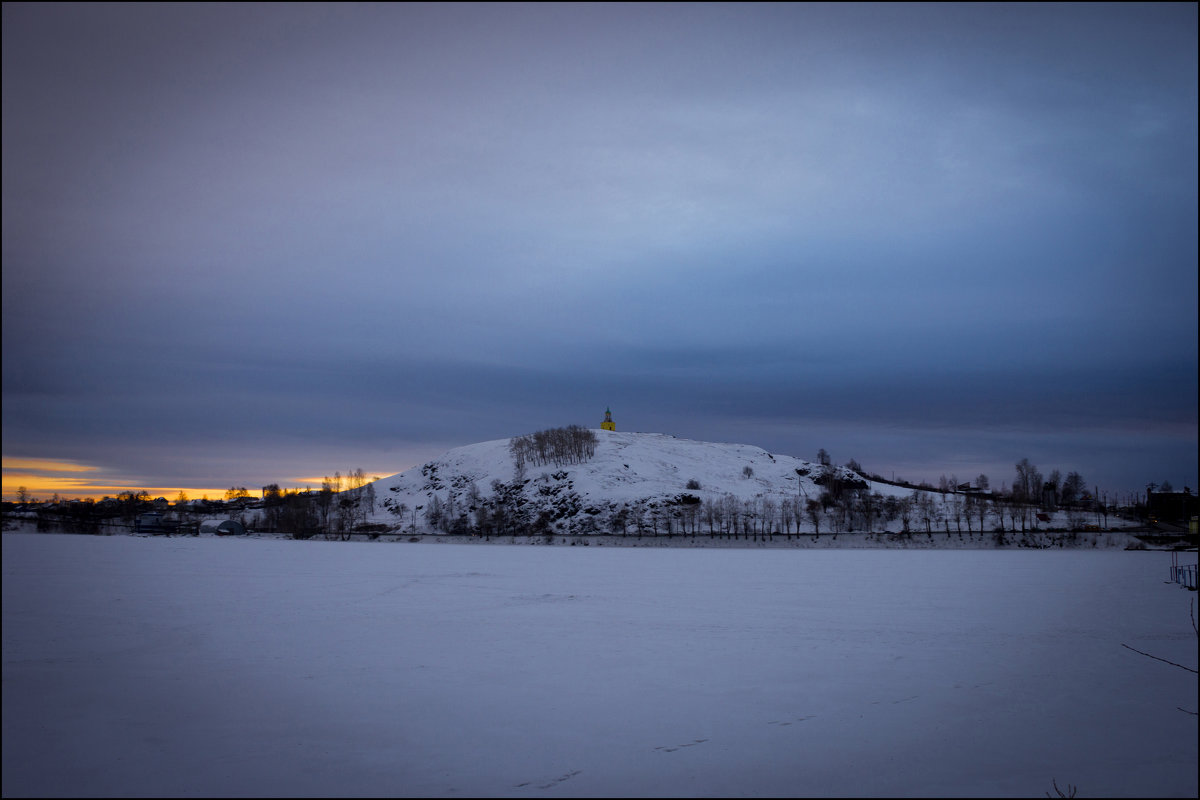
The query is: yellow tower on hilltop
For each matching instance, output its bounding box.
[601,407,616,431]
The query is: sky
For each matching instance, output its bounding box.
[3,2,1197,502]
[3,534,1197,797]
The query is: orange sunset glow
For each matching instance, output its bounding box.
[1,456,326,502]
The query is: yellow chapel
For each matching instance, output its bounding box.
[601,407,616,431]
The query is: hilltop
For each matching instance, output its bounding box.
[378,430,867,502]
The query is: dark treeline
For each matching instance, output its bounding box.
[6,469,383,541]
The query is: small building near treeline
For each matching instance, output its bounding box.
[134,512,177,535]
[200,518,246,536]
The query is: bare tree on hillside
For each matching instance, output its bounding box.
[761,497,777,538]
[510,426,598,470]
[389,501,410,531]
[806,498,823,536]
[790,496,806,535]
[975,493,990,533]
[916,492,936,534]
[869,491,886,532]
[779,497,795,536]
[892,496,911,533]
[714,494,734,537]
[424,495,444,532]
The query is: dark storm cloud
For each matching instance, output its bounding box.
[3,2,1196,497]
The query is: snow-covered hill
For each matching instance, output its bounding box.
[369,430,909,535]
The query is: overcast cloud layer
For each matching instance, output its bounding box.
[3,2,1197,499]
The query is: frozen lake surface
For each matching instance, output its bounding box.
[3,533,1196,797]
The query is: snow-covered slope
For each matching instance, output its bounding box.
[363,430,1135,538]
[369,430,870,533]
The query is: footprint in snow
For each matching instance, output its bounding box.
[654,739,709,752]
[515,769,581,790]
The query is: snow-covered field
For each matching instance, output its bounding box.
[3,533,1196,798]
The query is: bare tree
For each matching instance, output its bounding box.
[898,495,914,533]
[761,497,777,538]
[424,495,444,532]
[1060,471,1085,507]
[701,498,718,536]
[779,497,795,535]
[390,501,410,531]
[1047,778,1077,798]
[1014,459,1040,503]
[806,498,823,536]
[722,497,736,536]
[916,492,936,534]
[974,493,989,532]
[948,493,963,533]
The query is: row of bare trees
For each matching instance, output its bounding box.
[509,426,598,470]
[258,469,378,539]
[384,473,1116,539]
